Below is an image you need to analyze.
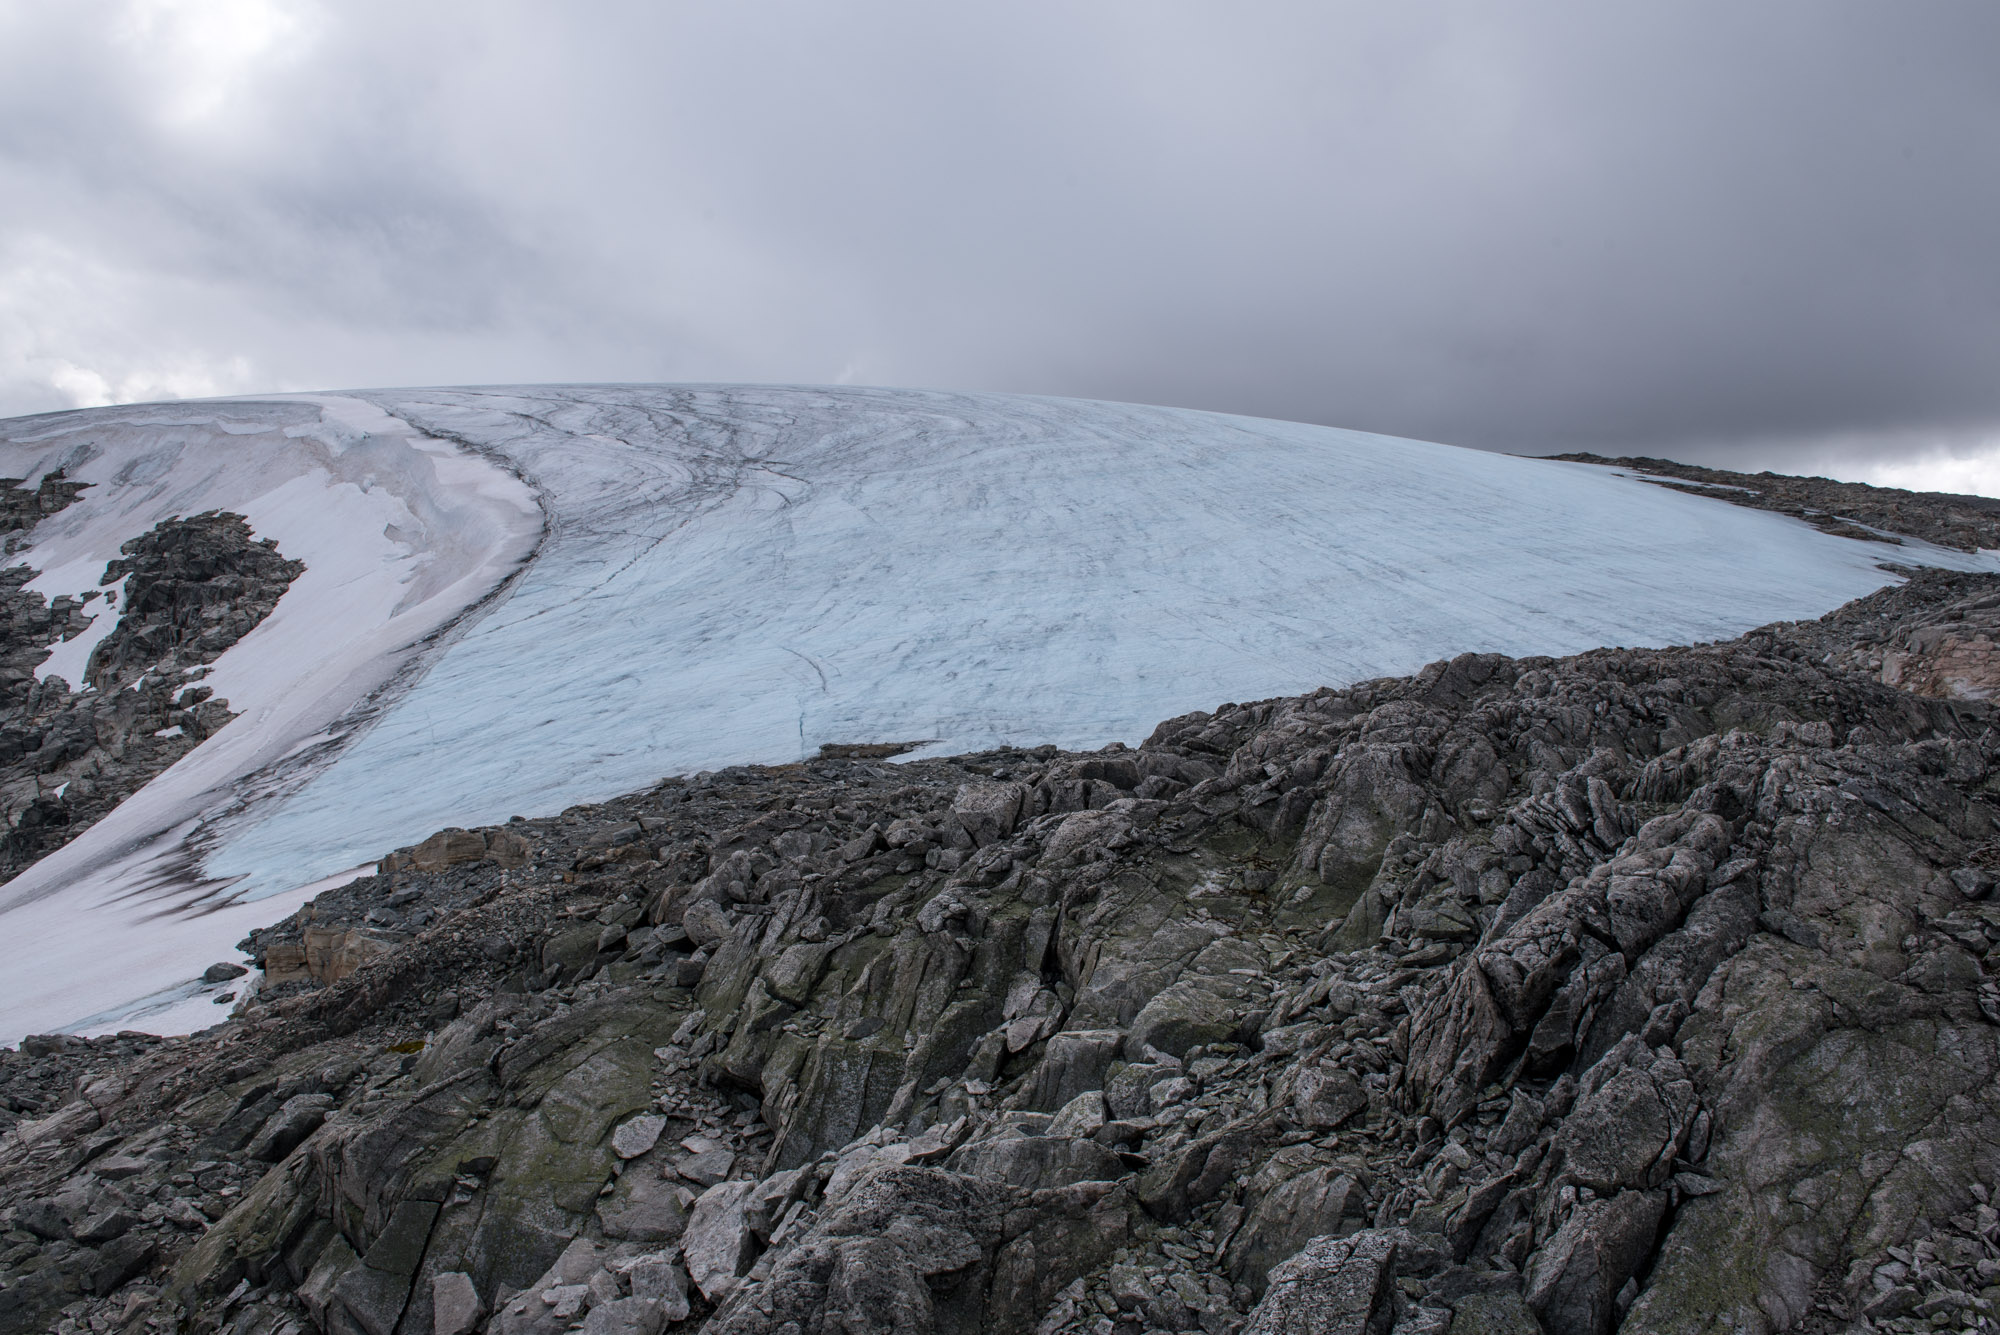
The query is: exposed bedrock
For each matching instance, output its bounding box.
[0,474,305,883]
[5,569,2000,1335]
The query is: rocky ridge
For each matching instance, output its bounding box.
[4,550,2000,1335]
[0,474,305,880]
[1552,454,2000,553]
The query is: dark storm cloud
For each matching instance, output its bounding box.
[1,1,1996,482]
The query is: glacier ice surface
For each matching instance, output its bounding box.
[3,383,1996,1040]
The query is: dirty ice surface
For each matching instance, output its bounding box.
[5,383,1997,1041]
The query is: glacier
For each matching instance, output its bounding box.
[1,382,1995,1041]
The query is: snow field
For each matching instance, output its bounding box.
[0,398,539,1040]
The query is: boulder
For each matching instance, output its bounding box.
[431,1271,484,1335]
[763,941,834,1004]
[626,1253,691,1322]
[542,923,607,981]
[824,1142,914,1204]
[683,899,735,950]
[73,1207,140,1244]
[953,782,1028,847]
[1443,1289,1545,1335]
[1243,1230,1399,1335]
[486,828,533,867]
[674,1147,733,1187]
[612,1113,667,1159]
[705,1166,1132,1335]
[579,1297,668,1335]
[1226,1168,1363,1291]
[262,941,310,986]
[1046,1089,1108,1139]
[12,1098,100,1148]
[1104,1060,1179,1119]
[298,925,396,985]
[85,1233,156,1297]
[1018,1029,1123,1111]
[1291,1064,1367,1131]
[1552,1038,1697,1193]
[1139,1117,1275,1220]
[1128,980,1244,1060]
[12,1197,71,1240]
[410,828,487,871]
[90,1154,150,1181]
[1041,809,1135,864]
[945,1133,1126,1190]
[1242,1229,1448,1335]
[492,1238,602,1335]
[683,1179,759,1300]
[1291,750,1429,893]
[1525,1190,1668,1335]
[597,1169,689,1243]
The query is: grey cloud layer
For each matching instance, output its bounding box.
[1,1,1995,466]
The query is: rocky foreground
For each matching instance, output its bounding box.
[5,568,2000,1335]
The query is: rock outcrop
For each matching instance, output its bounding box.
[5,518,2000,1333]
[1555,453,2000,553]
[0,479,305,880]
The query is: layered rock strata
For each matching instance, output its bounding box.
[6,564,2000,1335]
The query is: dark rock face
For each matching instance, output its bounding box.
[0,484,304,881]
[7,533,2000,1330]
[0,469,89,543]
[83,509,303,690]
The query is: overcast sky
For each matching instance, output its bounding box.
[2,2,1997,489]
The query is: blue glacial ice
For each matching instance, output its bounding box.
[3,383,1995,1038]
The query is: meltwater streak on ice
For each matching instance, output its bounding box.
[207,384,2000,901]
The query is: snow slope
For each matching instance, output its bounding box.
[0,397,540,1040]
[3,383,1994,1041]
